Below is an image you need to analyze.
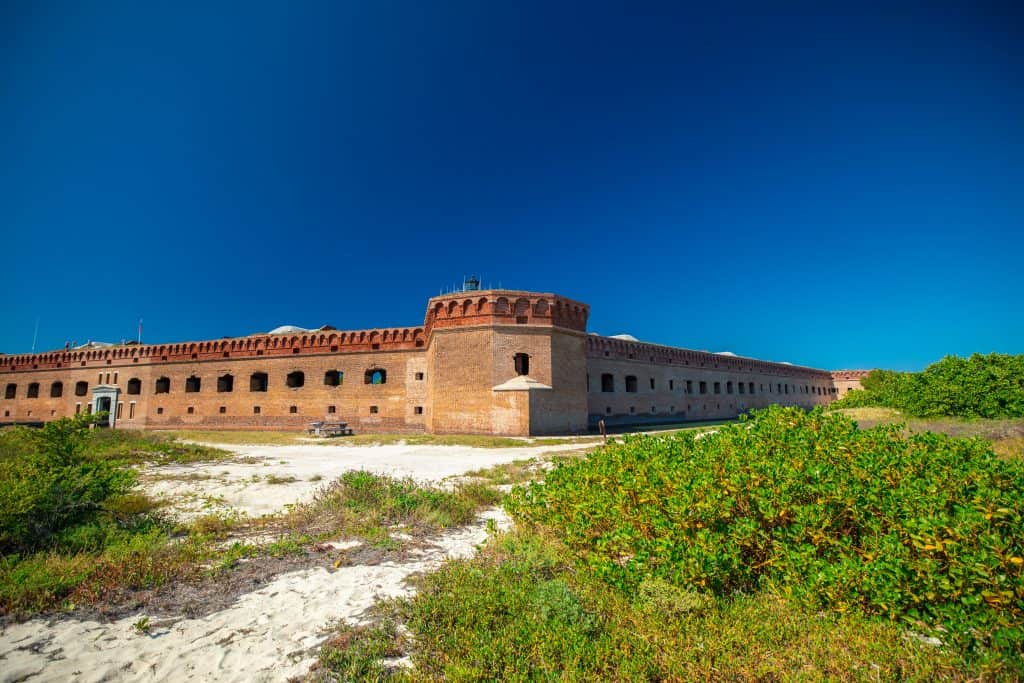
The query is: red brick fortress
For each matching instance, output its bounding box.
[1,287,851,435]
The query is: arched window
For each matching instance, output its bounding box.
[365,368,386,385]
[601,374,614,392]
[27,383,39,398]
[155,377,170,394]
[286,371,305,388]
[217,374,234,392]
[250,372,268,392]
[127,378,141,395]
[185,376,201,393]
[50,381,64,398]
[324,370,342,386]
[4,383,16,399]
[513,353,529,376]
[625,376,638,393]
[726,381,733,394]
[75,381,89,396]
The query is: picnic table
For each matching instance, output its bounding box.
[307,420,353,437]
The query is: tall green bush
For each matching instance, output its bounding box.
[0,414,136,554]
[507,407,1024,665]
[832,353,1024,418]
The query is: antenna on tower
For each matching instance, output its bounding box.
[31,317,39,353]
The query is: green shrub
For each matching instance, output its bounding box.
[387,530,958,681]
[832,353,1024,418]
[314,620,407,682]
[507,407,1024,670]
[0,415,137,554]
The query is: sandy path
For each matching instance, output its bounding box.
[142,441,582,519]
[0,441,573,682]
[0,508,510,683]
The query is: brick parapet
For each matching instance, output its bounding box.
[586,334,832,380]
[830,369,873,381]
[0,327,427,374]
[424,290,588,334]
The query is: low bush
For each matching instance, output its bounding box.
[317,530,957,681]
[506,406,1024,672]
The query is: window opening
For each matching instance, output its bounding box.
[250,372,269,392]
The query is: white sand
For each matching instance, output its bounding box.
[0,440,558,682]
[0,508,511,683]
[142,441,582,520]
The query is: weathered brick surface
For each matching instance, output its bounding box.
[831,369,872,397]
[0,289,845,435]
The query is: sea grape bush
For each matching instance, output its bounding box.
[506,407,1024,663]
[0,414,136,555]
[832,352,1024,418]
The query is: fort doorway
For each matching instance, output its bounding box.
[91,385,120,428]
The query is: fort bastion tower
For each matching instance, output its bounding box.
[0,281,841,435]
[424,288,590,435]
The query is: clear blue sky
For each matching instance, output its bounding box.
[2,1,1021,371]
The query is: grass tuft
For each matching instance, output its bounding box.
[281,471,500,544]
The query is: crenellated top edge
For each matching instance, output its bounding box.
[424,290,589,333]
[586,334,833,378]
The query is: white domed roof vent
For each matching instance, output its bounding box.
[268,325,309,335]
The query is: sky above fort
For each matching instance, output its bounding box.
[1,1,1022,371]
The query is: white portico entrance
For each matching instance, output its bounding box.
[90,385,121,428]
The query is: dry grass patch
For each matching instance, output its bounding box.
[993,436,1024,461]
[156,430,309,446]
[269,470,501,548]
[832,406,905,423]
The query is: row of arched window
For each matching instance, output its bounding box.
[5,381,89,399]
[147,369,384,395]
[2,368,389,400]
[589,374,835,397]
[585,336,832,381]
